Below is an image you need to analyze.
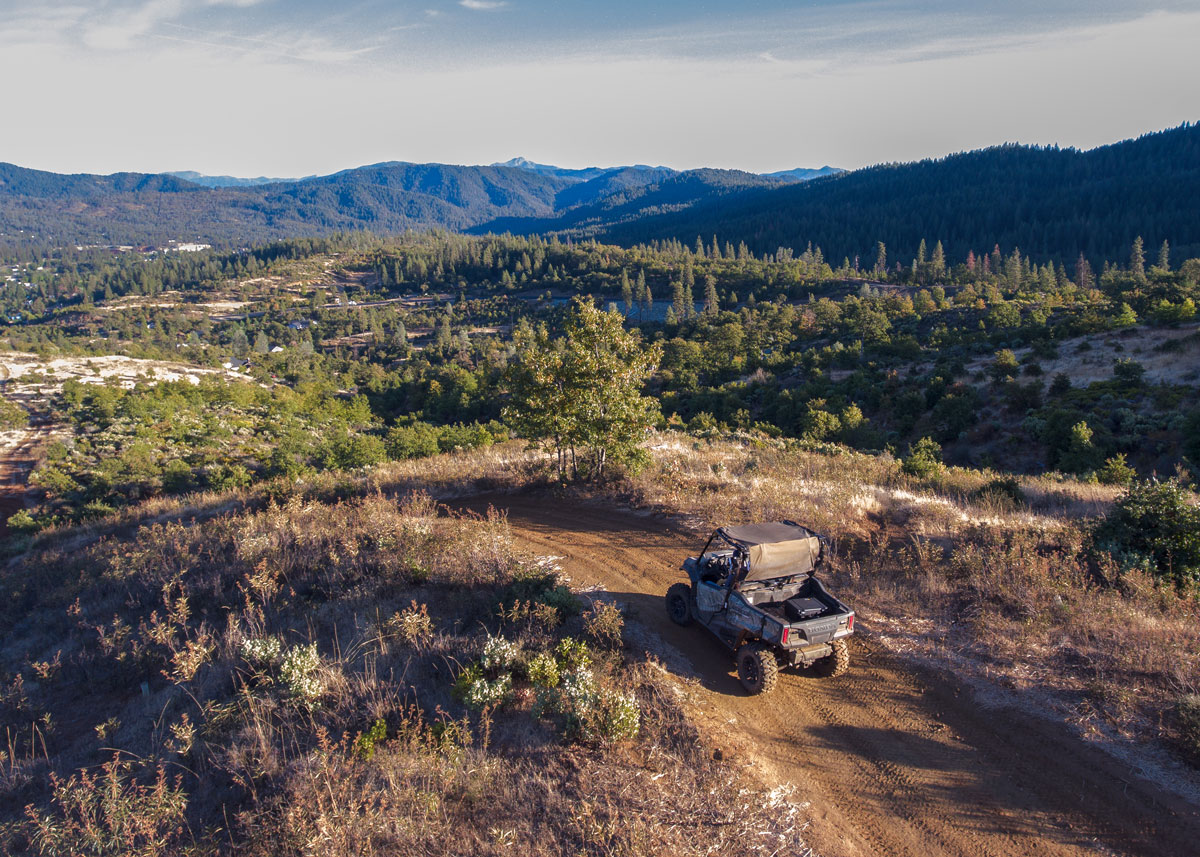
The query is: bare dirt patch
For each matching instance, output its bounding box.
[0,352,244,393]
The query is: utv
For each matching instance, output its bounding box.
[665,521,854,694]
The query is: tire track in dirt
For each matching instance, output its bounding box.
[457,493,1200,857]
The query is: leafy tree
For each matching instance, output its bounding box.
[1112,359,1145,387]
[1113,302,1138,327]
[1059,420,1101,474]
[990,349,1019,382]
[504,299,661,479]
[230,326,249,357]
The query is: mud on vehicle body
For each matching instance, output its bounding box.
[666,521,855,694]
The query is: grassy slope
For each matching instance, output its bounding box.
[0,450,805,856]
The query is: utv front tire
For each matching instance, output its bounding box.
[813,638,850,678]
[665,583,694,626]
[737,644,779,695]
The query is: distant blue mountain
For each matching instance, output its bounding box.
[762,165,844,181]
[166,171,307,188]
[492,156,841,184]
[490,157,671,182]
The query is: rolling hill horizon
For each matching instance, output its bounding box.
[0,122,1196,265]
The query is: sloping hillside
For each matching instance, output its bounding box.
[598,122,1200,264]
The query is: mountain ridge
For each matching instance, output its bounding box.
[1,125,1197,264]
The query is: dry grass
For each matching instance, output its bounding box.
[962,322,1200,386]
[0,475,807,855]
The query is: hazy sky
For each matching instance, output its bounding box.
[2,0,1198,176]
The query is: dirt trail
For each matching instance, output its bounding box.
[459,493,1200,857]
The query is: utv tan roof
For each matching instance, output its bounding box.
[716,521,823,582]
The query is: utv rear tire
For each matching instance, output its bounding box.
[737,644,779,695]
[813,638,850,678]
[665,583,694,626]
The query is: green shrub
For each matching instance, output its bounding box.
[0,396,28,429]
[1091,478,1200,587]
[501,566,582,620]
[7,509,39,534]
[161,459,194,493]
[436,423,495,454]
[526,652,560,688]
[80,499,118,520]
[321,431,387,470]
[206,463,253,492]
[901,437,943,478]
[354,718,388,761]
[386,421,441,459]
[971,476,1025,509]
[1097,454,1137,486]
[453,663,512,710]
[554,638,591,672]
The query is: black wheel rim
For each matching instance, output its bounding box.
[669,596,685,621]
[744,655,759,686]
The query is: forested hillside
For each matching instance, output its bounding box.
[5,228,1200,535]
[3,123,1197,265]
[595,123,1200,265]
[0,161,780,247]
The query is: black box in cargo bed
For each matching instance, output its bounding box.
[784,596,827,621]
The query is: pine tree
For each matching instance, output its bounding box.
[1131,236,1146,282]
[620,269,633,315]
[681,259,695,318]
[703,274,719,317]
[874,242,886,277]
[1158,240,1171,272]
[253,332,269,354]
[1075,254,1094,290]
[671,280,687,321]
[931,241,946,278]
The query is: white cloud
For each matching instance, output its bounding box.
[459,0,508,10]
[83,0,183,50]
[0,7,1196,176]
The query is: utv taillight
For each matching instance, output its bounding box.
[847,614,855,631]
[781,627,789,645]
